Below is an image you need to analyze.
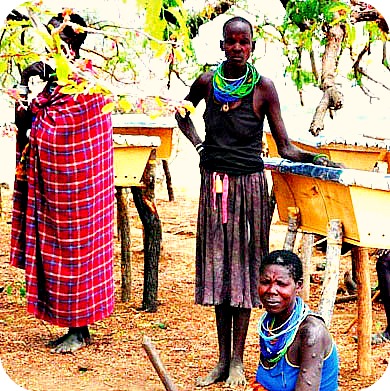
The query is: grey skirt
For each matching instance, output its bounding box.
[195,168,270,308]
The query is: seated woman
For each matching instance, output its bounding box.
[250,250,339,391]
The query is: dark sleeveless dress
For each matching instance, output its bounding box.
[195,90,270,308]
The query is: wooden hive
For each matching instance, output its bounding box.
[113,134,160,187]
[264,131,389,172]
[265,158,390,249]
[112,114,176,160]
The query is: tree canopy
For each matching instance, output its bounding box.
[0,0,388,135]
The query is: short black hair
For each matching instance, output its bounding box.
[222,16,253,38]
[47,12,87,50]
[260,250,303,283]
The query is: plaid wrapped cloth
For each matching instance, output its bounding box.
[10,84,115,327]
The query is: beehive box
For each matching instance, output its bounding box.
[264,158,390,249]
[112,114,176,160]
[113,135,160,187]
[264,131,389,172]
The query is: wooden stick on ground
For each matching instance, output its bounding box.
[142,336,179,391]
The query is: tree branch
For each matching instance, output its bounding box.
[350,0,389,32]
[383,41,390,71]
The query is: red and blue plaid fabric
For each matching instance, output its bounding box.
[10,85,115,327]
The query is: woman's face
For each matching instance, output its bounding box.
[258,264,302,318]
[221,21,254,68]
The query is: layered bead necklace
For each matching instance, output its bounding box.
[212,62,261,112]
[258,297,310,364]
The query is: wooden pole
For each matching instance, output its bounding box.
[115,186,132,302]
[268,186,277,226]
[143,336,179,391]
[318,219,342,327]
[351,246,372,376]
[283,207,300,252]
[162,159,174,202]
[301,232,314,302]
[0,186,2,219]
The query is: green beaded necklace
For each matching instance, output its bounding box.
[213,62,261,111]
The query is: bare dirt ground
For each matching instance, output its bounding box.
[0,183,389,391]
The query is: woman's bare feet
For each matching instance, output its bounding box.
[195,361,229,387]
[225,359,247,387]
[48,327,90,354]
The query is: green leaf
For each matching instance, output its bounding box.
[53,53,71,84]
[102,101,115,114]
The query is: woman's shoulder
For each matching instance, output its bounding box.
[194,71,214,86]
[188,71,214,102]
[298,314,333,349]
[287,313,333,365]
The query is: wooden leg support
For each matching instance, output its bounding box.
[131,151,162,312]
[352,246,372,376]
[162,159,174,202]
[318,219,343,327]
[301,232,314,302]
[283,207,300,252]
[115,186,132,302]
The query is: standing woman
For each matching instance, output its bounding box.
[252,250,339,391]
[175,16,340,387]
[10,11,115,354]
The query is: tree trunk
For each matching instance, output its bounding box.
[131,150,162,312]
[309,21,345,136]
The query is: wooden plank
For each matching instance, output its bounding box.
[349,187,390,249]
[271,171,390,249]
[264,131,387,172]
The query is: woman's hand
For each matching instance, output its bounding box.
[312,154,345,168]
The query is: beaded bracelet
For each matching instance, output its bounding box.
[15,84,29,96]
[195,143,204,154]
[312,153,329,163]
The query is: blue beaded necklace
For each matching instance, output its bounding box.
[258,297,310,364]
[212,62,261,111]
